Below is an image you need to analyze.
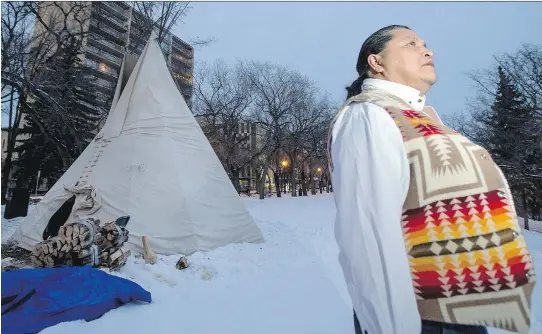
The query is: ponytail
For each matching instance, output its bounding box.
[345,75,367,100]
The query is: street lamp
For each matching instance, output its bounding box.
[280,160,289,193]
[316,167,323,194]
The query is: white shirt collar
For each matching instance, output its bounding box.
[361,78,426,111]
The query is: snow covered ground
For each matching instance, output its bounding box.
[1,205,35,244]
[2,195,542,334]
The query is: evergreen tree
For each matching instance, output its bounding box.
[485,67,529,169]
[486,66,541,227]
[458,45,542,225]
[14,36,105,187]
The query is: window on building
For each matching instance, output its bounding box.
[173,73,193,85]
[85,58,98,67]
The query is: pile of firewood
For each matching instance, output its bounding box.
[30,216,131,271]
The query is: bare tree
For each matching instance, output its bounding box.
[1,2,32,150]
[130,2,189,44]
[238,60,310,199]
[2,1,96,126]
[300,96,335,195]
[449,44,542,168]
[1,2,32,92]
[282,85,331,197]
[496,44,542,113]
[1,2,104,201]
[129,1,213,54]
[452,44,542,130]
[193,60,270,193]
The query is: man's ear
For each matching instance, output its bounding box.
[367,54,384,75]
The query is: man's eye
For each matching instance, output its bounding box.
[409,41,416,46]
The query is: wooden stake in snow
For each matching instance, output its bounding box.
[142,236,157,264]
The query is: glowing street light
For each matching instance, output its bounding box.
[281,160,289,168]
[317,167,322,173]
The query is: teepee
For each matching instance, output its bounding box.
[11,34,264,255]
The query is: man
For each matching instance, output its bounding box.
[328,25,536,334]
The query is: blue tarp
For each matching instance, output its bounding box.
[2,265,152,334]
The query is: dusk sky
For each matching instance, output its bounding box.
[177,1,542,121]
[2,2,540,127]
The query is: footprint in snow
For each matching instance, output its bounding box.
[200,266,217,281]
[154,273,177,287]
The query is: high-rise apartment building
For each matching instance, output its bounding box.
[84,1,194,108]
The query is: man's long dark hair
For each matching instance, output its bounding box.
[346,25,411,99]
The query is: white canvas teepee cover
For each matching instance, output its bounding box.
[11,34,264,255]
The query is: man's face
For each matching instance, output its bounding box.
[379,28,436,93]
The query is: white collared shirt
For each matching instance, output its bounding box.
[362,78,426,111]
[330,78,425,334]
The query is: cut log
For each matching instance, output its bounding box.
[80,231,89,244]
[30,217,131,270]
[44,255,54,268]
[95,233,105,244]
[74,248,92,259]
[58,226,65,238]
[33,246,42,257]
[64,255,74,266]
[30,255,44,268]
[108,249,131,271]
[66,225,73,239]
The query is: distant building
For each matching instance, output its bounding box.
[237,121,272,192]
[83,1,194,108]
[30,2,194,110]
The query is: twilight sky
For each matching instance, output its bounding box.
[176,1,542,120]
[2,2,540,127]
